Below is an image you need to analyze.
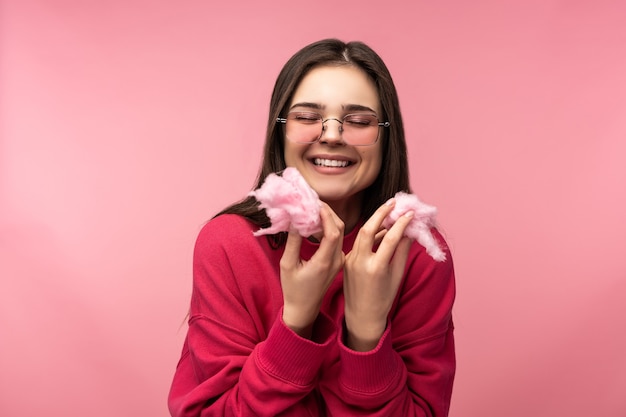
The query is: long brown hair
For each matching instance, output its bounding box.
[216,39,411,246]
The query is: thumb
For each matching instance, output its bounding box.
[390,236,412,280]
[281,228,303,270]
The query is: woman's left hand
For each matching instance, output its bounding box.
[343,199,414,351]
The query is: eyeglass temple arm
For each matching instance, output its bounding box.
[277,117,390,127]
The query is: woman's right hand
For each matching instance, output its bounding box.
[280,202,345,338]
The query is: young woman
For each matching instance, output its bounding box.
[168,39,456,417]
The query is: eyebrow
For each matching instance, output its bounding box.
[289,102,377,113]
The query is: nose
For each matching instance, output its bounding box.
[320,118,344,144]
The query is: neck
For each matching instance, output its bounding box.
[325,195,362,234]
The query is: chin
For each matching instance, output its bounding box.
[315,187,360,205]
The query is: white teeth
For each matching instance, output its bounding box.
[314,158,349,167]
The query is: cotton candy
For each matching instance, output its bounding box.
[382,192,446,262]
[249,167,322,237]
[249,168,445,261]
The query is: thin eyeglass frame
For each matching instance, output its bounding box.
[276,112,391,146]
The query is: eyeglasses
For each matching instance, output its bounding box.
[276,111,390,146]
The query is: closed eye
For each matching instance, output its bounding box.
[289,112,323,124]
[344,114,378,127]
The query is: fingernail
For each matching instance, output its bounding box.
[385,198,395,206]
[404,210,415,218]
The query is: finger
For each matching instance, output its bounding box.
[311,203,344,262]
[280,228,303,271]
[389,235,412,278]
[373,229,388,247]
[354,198,396,251]
[376,210,414,264]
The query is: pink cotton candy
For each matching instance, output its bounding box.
[249,167,322,237]
[382,192,446,262]
[249,169,446,261]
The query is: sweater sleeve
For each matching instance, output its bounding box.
[322,229,456,417]
[168,216,336,417]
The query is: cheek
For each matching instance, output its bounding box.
[360,146,383,177]
[371,156,383,181]
[283,142,306,166]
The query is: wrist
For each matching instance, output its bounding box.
[282,305,318,339]
[343,317,386,352]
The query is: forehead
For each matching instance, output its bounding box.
[290,65,380,113]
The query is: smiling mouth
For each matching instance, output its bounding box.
[313,158,351,168]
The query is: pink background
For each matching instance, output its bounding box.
[2,1,625,416]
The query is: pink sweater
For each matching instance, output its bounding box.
[168,214,456,416]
